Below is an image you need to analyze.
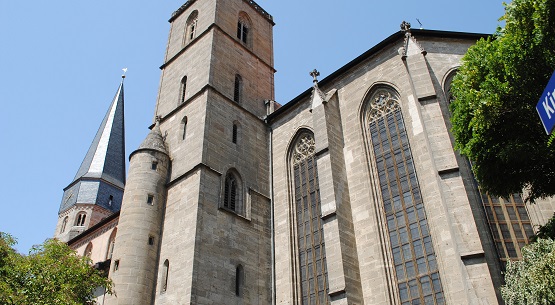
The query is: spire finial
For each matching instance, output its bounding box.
[310,69,320,84]
[400,21,411,32]
[122,67,128,79]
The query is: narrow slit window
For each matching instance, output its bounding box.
[181,116,188,141]
[162,260,169,293]
[148,235,155,246]
[147,195,154,205]
[114,260,120,271]
[232,124,238,144]
[108,195,114,206]
[233,75,242,104]
[235,265,244,297]
[179,76,187,104]
[151,161,158,170]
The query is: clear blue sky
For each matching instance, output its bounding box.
[0,0,505,253]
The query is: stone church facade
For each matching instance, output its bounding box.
[53,0,555,304]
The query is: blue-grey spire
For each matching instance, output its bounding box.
[59,78,126,214]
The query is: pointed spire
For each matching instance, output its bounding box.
[309,69,327,109]
[137,116,168,155]
[72,79,126,188]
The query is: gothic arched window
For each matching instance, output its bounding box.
[290,132,329,304]
[184,10,198,45]
[364,87,445,304]
[223,170,243,214]
[60,216,68,233]
[84,242,93,257]
[237,13,251,46]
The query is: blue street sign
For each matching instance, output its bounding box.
[536,70,555,134]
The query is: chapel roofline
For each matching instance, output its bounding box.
[266,29,489,123]
[170,0,274,24]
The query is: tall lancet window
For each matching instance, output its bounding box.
[290,132,329,304]
[365,87,444,304]
[233,74,242,104]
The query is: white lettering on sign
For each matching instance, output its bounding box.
[543,89,555,119]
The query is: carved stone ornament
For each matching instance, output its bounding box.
[367,89,400,122]
[292,134,315,165]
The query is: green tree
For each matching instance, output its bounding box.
[450,0,555,202]
[0,232,113,305]
[501,238,555,304]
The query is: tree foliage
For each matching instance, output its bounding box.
[501,238,555,304]
[0,232,112,305]
[450,0,555,202]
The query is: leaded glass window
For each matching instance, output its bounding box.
[366,88,445,305]
[291,133,329,305]
[481,193,534,263]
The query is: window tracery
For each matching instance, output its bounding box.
[290,132,329,304]
[365,86,445,304]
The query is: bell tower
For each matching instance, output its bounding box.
[107,1,275,304]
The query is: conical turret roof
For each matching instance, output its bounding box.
[137,117,168,155]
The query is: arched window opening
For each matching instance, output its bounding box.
[185,10,198,44]
[161,259,169,293]
[232,123,238,144]
[75,212,87,227]
[235,264,244,297]
[179,76,187,105]
[364,86,445,304]
[233,74,242,104]
[106,229,117,260]
[237,13,250,45]
[224,173,238,211]
[181,116,188,141]
[60,216,68,233]
[442,71,534,264]
[84,242,93,257]
[290,132,330,304]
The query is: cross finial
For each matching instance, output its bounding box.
[400,21,411,32]
[310,69,320,83]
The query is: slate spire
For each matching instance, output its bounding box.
[59,77,126,214]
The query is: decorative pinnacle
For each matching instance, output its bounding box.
[310,69,320,83]
[400,21,411,32]
[122,67,128,79]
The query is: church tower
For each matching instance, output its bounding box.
[55,79,125,243]
[107,0,275,304]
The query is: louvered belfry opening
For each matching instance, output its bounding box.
[224,173,238,211]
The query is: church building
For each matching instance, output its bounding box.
[53,0,555,304]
